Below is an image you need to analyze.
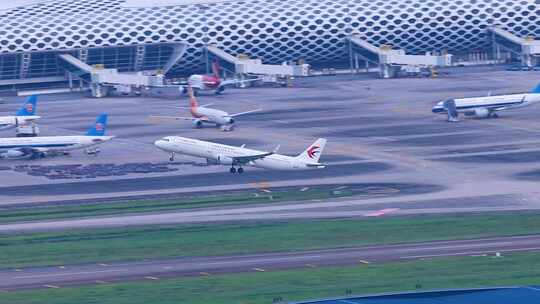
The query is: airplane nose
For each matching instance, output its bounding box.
[154,139,166,149]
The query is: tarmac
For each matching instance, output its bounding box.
[1,234,539,291]
[1,66,540,216]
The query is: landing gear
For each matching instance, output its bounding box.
[85,148,101,156]
[229,166,244,174]
[169,152,175,162]
[490,113,499,119]
[220,125,234,132]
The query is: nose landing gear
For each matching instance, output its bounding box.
[169,152,175,162]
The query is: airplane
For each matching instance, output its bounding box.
[0,114,113,159]
[180,61,256,96]
[154,136,327,173]
[0,95,40,130]
[432,83,540,122]
[150,86,261,131]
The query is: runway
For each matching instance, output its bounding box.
[1,235,539,291]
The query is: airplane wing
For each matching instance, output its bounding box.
[232,152,273,164]
[229,108,262,117]
[219,77,261,87]
[149,115,212,124]
[149,115,194,121]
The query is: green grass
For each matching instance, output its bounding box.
[0,189,353,224]
[2,212,540,269]
[3,251,540,304]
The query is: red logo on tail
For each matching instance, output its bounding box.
[307,145,320,159]
[26,103,33,113]
[95,123,104,132]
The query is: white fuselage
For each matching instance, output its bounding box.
[0,135,113,154]
[155,136,324,170]
[192,107,232,126]
[432,93,540,114]
[0,115,41,130]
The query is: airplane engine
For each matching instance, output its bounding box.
[2,148,38,159]
[226,117,234,124]
[206,158,218,165]
[192,119,203,128]
[215,155,234,165]
[473,108,490,118]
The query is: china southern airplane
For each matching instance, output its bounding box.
[0,95,40,130]
[0,114,113,159]
[432,83,540,122]
[155,136,327,173]
[151,86,261,131]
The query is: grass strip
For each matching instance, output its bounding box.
[1,212,540,268]
[2,251,540,304]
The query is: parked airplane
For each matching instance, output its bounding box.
[154,136,327,173]
[0,114,113,159]
[0,95,40,130]
[432,83,540,122]
[180,61,256,95]
[151,86,261,131]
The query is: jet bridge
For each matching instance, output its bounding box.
[347,35,453,78]
[488,26,540,67]
[205,45,310,84]
[59,54,167,97]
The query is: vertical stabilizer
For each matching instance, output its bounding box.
[187,85,199,108]
[532,83,540,94]
[297,138,327,163]
[86,114,108,136]
[16,95,38,116]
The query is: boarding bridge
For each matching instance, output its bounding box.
[59,54,167,97]
[205,45,310,83]
[488,26,540,67]
[347,35,453,78]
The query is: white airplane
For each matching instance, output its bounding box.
[180,61,257,95]
[154,136,327,173]
[432,83,540,122]
[0,95,40,130]
[0,114,113,159]
[151,86,261,131]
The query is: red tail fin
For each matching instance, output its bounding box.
[211,61,220,78]
[187,86,198,108]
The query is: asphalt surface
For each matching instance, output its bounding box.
[1,66,540,224]
[1,235,539,291]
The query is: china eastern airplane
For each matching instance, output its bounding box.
[151,86,261,131]
[0,114,113,159]
[0,95,40,130]
[432,83,540,122]
[180,61,256,95]
[155,136,327,173]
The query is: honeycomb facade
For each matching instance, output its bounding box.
[0,0,539,75]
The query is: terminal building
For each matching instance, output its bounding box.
[0,0,539,88]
